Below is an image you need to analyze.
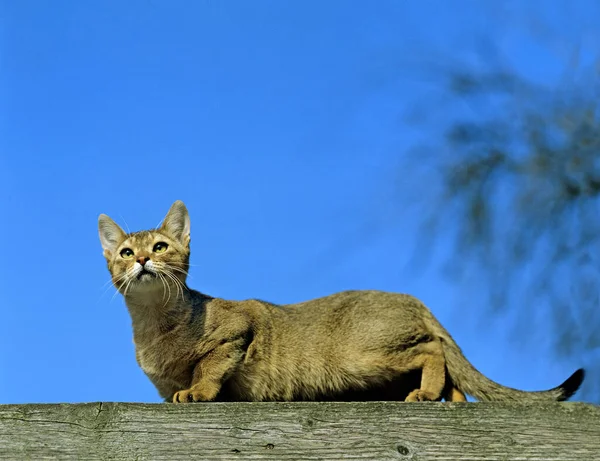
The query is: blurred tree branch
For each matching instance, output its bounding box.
[401,20,600,401]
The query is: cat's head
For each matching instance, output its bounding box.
[98,200,191,297]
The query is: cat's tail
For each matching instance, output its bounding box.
[430,320,584,401]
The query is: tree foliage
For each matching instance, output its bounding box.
[403,6,600,401]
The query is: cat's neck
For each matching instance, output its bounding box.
[123,284,194,342]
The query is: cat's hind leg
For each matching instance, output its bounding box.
[444,385,467,402]
[403,341,446,402]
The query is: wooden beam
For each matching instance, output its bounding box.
[1,402,599,460]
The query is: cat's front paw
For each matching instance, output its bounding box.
[405,389,438,402]
[172,386,216,403]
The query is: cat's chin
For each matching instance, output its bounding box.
[137,272,157,283]
[121,277,164,298]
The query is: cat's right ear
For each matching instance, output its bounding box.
[98,214,127,258]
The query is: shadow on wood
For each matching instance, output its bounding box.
[1,402,599,460]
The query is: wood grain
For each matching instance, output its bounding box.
[1,402,599,460]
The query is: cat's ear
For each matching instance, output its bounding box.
[161,200,191,246]
[98,214,127,257]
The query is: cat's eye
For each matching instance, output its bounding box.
[120,248,134,259]
[153,242,168,253]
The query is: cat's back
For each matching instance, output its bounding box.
[283,289,426,319]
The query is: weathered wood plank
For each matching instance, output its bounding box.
[0,402,598,460]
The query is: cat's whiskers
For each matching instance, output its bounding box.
[157,272,173,308]
[121,266,142,299]
[154,261,188,280]
[162,262,198,268]
[164,264,190,278]
[99,271,129,300]
[100,277,117,290]
[100,270,129,291]
[160,269,181,300]
[110,272,133,303]
[154,260,189,272]
[158,272,168,303]
[162,269,186,300]
[122,276,135,298]
[118,214,131,234]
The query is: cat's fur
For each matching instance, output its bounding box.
[98,200,584,403]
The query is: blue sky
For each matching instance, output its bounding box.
[0,1,593,403]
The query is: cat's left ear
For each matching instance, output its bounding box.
[161,200,191,246]
[98,214,127,257]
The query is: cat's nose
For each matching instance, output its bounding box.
[137,256,149,266]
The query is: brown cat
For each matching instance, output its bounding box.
[98,200,584,403]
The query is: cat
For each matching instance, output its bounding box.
[98,200,584,403]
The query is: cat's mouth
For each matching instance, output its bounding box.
[137,268,157,281]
